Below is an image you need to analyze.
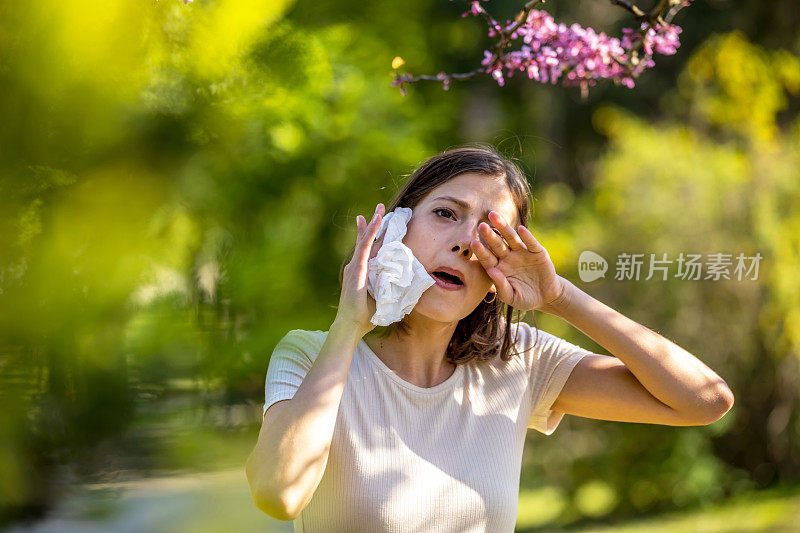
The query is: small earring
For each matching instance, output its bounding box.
[483,292,496,304]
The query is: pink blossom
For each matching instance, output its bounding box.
[478,8,684,90]
[491,68,505,87]
[459,0,486,18]
[391,78,407,97]
[414,1,688,93]
[436,72,451,91]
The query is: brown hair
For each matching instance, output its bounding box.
[338,143,539,365]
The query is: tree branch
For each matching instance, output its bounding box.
[391,0,693,95]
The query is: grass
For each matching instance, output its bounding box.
[516,483,800,532]
[17,459,800,533]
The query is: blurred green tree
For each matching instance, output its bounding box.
[0,0,798,527]
[525,31,799,519]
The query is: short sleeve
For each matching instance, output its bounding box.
[263,329,325,417]
[526,327,593,435]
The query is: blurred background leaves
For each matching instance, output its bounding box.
[0,0,798,530]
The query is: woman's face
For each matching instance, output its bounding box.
[401,172,520,324]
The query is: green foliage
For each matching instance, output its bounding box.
[680,31,800,145]
[0,0,465,522]
[1,0,799,528]
[538,32,800,519]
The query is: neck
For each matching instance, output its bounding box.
[363,318,458,388]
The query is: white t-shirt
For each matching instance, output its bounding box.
[262,320,592,532]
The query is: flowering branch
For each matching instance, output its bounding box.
[391,0,693,97]
[607,0,647,19]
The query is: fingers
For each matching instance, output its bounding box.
[356,204,385,266]
[475,212,540,263]
[485,266,514,304]
[489,211,528,251]
[470,237,499,273]
[517,224,544,253]
[369,233,384,261]
[478,222,507,257]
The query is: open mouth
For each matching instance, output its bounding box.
[432,271,464,286]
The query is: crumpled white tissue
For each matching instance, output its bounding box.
[366,207,436,326]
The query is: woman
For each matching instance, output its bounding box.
[245,145,734,532]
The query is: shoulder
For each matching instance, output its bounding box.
[501,319,586,368]
[471,318,538,373]
[503,320,537,368]
[273,329,329,363]
[278,328,328,345]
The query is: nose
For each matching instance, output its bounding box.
[451,219,484,258]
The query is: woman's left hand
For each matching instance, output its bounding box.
[471,211,568,312]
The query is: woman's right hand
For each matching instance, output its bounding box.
[335,203,386,339]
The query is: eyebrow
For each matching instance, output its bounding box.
[433,195,493,220]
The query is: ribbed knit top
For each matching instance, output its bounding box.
[262,320,592,532]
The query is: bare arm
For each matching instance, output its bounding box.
[245,320,362,520]
[468,213,733,425]
[542,278,734,423]
[246,202,384,519]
